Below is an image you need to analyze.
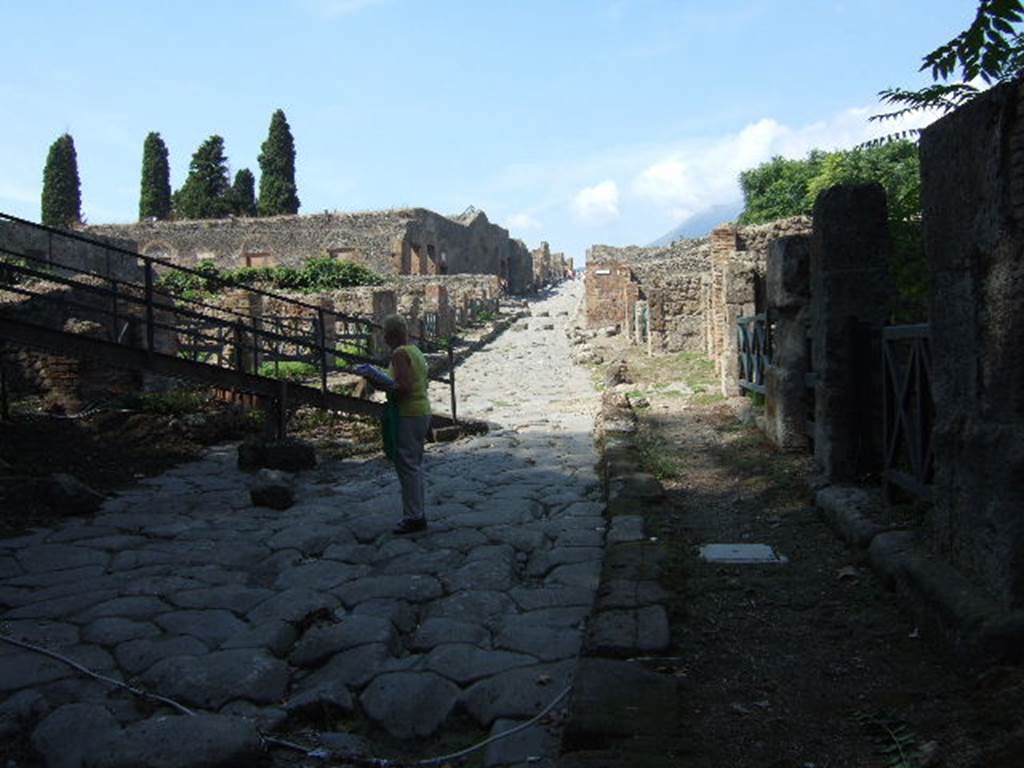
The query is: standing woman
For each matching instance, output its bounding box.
[383,315,432,534]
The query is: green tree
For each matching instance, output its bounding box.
[258,109,300,216]
[230,168,257,216]
[737,151,826,224]
[173,135,232,220]
[872,0,1023,135]
[139,132,172,220]
[41,133,82,228]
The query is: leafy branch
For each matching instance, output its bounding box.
[870,0,1024,136]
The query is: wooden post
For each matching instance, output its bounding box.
[277,379,288,439]
[448,337,457,424]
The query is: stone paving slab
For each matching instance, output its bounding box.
[0,282,602,766]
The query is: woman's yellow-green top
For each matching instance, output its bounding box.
[389,344,431,417]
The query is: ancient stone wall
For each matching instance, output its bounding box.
[85,208,541,293]
[0,219,144,284]
[919,78,1024,610]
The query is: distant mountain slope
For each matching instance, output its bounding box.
[648,201,743,246]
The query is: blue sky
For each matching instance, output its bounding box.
[1,0,976,260]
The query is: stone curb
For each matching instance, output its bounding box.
[816,484,1024,666]
[556,391,677,766]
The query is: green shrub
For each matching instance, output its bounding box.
[257,360,318,382]
[158,258,383,299]
[134,389,207,416]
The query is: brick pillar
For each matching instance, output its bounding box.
[764,235,811,450]
[709,225,738,374]
[623,283,640,343]
[221,289,263,373]
[425,283,453,337]
[920,79,1024,608]
[810,183,891,481]
[719,264,757,396]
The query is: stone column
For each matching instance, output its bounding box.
[764,235,811,450]
[719,263,757,396]
[709,225,739,371]
[920,79,1024,609]
[810,183,891,481]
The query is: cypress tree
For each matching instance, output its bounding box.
[41,133,82,228]
[139,132,172,220]
[230,168,257,217]
[257,109,300,216]
[172,135,232,220]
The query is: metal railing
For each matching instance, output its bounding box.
[737,313,771,395]
[0,213,460,424]
[882,323,934,502]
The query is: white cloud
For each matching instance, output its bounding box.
[506,212,542,232]
[572,180,619,224]
[631,106,945,225]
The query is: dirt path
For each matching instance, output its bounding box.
[587,344,1023,768]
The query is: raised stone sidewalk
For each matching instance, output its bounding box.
[0,282,601,768]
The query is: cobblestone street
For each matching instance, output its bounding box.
[0,282,601,767]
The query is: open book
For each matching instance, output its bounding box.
[353,363,397,391]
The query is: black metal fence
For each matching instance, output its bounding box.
[882,323,934,501]
[737,313,770,394]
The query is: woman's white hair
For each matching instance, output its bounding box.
[382,314,408,339]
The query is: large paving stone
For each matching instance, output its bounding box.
[546,561,602,590]
[410,618,490,652]
[480,525,548,552]
[334,574,443,607]
[495,617,582,661]
[0,619,79,648]
[273,560,371,591]
[585,606,670,657]
[142,649,289,710]
[219,620,298,657]
[290,616,398,667]
[321,542,380,564]
[82,617,160,646]
[443,554,515,592]
[425,644,538,684]
[285,677,354,720]
[246,587,340,625]
[360,672,460,738]
[484,718,559,767]
[16,544,109,574]
[4,589,120,620]
[513,606,591,628]
[0,689,48,739]
[0,649,73,692]
[301,643,393,690]
[90,713,263,768]
[31,702,121,768]
[419,528,489,551]
[508,586,595,611]
[527,547,603,577]
[166,585,274,613]
[74,596,170,623]
[154,610,249,648]
[379,549,464,576]
[352,599,419,634]
[114,636,209,676]
[425,590,515,628]
[462,661,574,727]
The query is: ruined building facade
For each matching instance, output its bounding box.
[86,206,547,294]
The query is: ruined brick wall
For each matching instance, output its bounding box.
[508,240,534,294]
[0,219,144,284]
[584,262,632,328]
[85,207,536,286]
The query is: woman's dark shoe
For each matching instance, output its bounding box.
[392,518,427,535]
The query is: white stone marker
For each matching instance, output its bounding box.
[698,543,788,564]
